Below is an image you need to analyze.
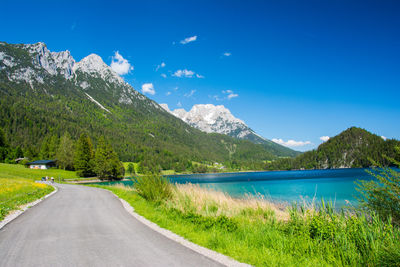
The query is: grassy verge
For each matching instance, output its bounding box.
[95,183,400,266]
[0,163,78,181]
[0,178,54,221]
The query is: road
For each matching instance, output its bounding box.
[0,184,222,267]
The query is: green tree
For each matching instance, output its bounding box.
[127,163,135,176]
[0,128,6,147]
[39,137,50,159]
[0,128,8,162]
[356,148,400,227]
[94,137,124,180]
[74,133,95,177]
[48,135,59,159]
[56,132,75,170]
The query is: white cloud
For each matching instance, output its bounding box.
[381,136,387,140]
[222,90,238,99]
[227,93,238,99]
[211,95,221,101]
[177,101,182,107]
[272,138,312,147]
[196,74,204,78]
[320,136,330,142]
[156,62,166,71]
[141,83,155,95]
[110,51,133,75]
[180,35,197,44]
[166,91,171,96]
[161,73,167,78]
[184,90,196,98]
[223,52,231,57]
[173,69,195,78]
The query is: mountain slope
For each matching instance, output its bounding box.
[161,103,299,157]
[266,127,400,170]
[0,41,289,170]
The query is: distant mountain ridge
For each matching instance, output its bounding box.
[161,103,299,157]
[0,41,297,170]
[266,127,400,170]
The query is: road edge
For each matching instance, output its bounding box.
[108,190,250,267]
[0,183,58,230]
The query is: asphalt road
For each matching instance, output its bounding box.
[0,184,222,267]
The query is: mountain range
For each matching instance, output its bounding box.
[0,41,297,170]
[161,103,299,157]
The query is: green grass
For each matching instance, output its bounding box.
[0,163,78,181]
[94,184,400,267]
[0,178,54,221]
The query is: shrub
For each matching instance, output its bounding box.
[356,152,400,227]
[132,173,173,203]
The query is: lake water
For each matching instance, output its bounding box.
[97,168,375,208]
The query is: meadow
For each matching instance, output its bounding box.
[0,163,78,181]
[0,163,76,221]
[0,178,54,221]
[97,181,400,266]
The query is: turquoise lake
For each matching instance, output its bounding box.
[97,168,376,208]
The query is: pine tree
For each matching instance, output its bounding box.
[0,128,6,147]
[57,132,75,170]
[74,133,95,177]
[39,135,51,159]
[48,135,59,159]
[0,128,8,162]
[127,163,135,176]
[94,136,124,180]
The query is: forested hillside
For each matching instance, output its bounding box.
[266,127,400,170]
[0,42,296,171]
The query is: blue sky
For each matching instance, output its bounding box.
[2,0,399,151]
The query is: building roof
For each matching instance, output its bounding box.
[26,160,56,165]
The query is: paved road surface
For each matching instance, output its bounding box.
[0,184,222,267]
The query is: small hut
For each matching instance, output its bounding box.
[26,160,57,170]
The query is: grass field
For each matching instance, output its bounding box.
[96,183,400,267]
[0,178,54,221]
[0,163,78,181]
[0,163,68,220]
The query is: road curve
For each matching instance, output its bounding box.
[0,184,222,267]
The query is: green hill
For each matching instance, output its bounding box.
[266,127,400,170]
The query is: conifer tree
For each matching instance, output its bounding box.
[39,136,50,159]
[57,132,75,170]
[0,128,8,162]
[94,136,124,180]
[127,163,135,176]
[74,133,95,177]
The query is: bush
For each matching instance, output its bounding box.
[132,173,173,203]
[356,152,400,227]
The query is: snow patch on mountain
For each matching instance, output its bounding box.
[84,93,111,113]
[161,103,264,141]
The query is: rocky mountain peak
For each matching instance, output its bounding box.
[74,53,125,85]
[161,103,260,139]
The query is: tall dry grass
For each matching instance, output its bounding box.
[167,183,289,221]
